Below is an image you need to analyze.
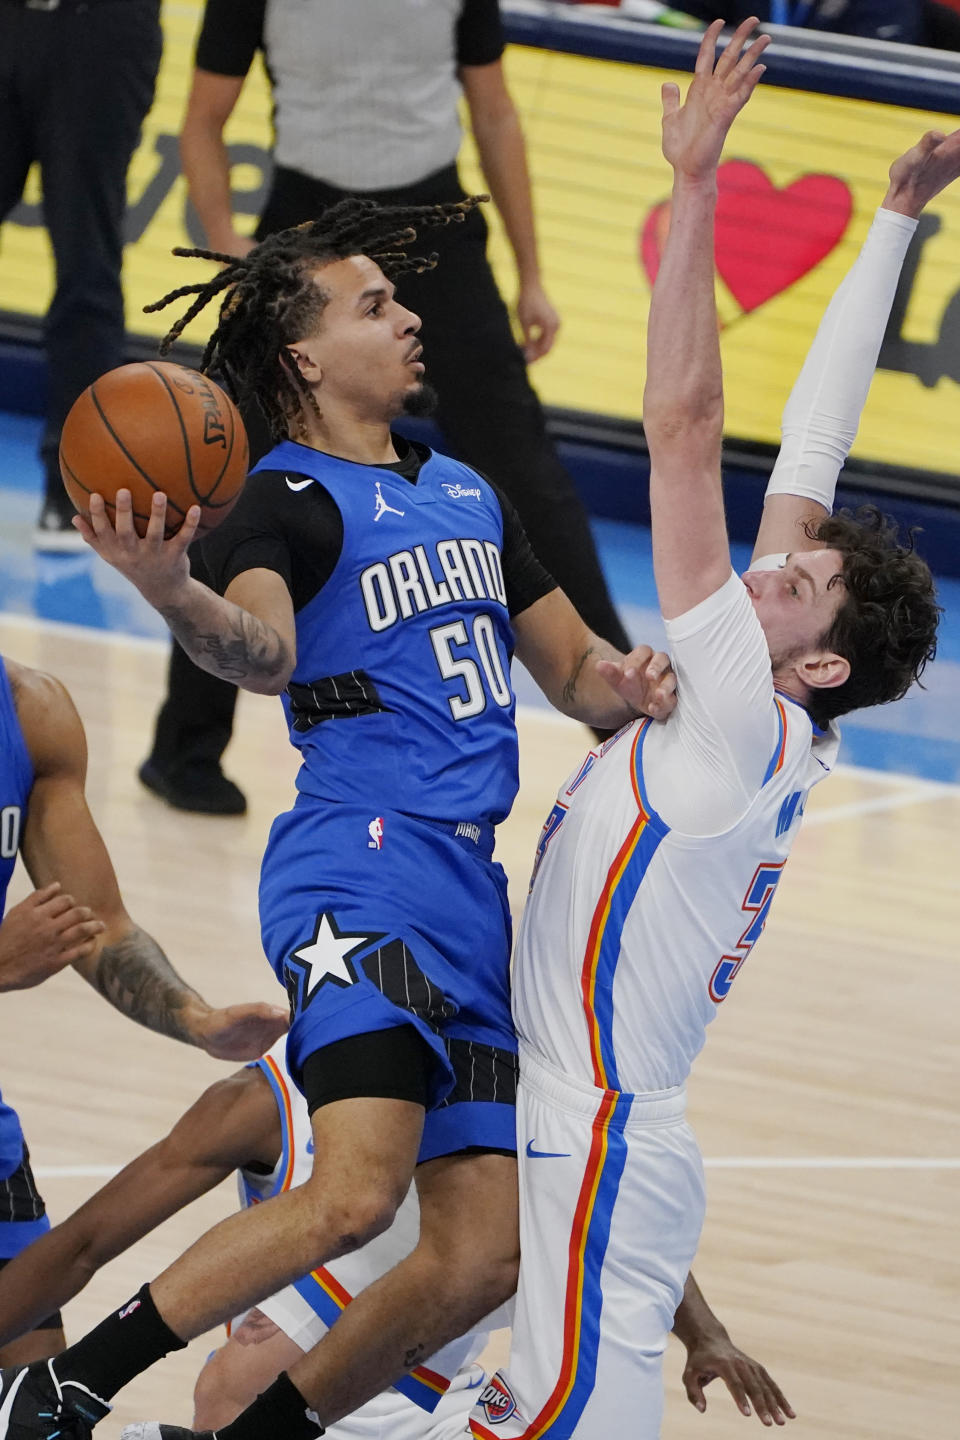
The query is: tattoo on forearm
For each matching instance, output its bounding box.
[158,605,288,685]
[561,645,596,708]
[93,927,199,1043]
[402,1343,427,1371]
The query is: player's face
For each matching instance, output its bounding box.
[741,549,847,669]
[291,256,427,421]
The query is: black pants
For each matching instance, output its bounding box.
[0,0,161,500]
[149,162,631,775]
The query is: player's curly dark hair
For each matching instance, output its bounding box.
[144,195,487,440]
[807,507,940,727]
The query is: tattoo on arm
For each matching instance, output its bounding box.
[158,604,289,686]
[401,1343,427,1371]
[561,644,596,708]
[92,927,201,1044]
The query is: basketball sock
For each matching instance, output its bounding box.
[214,1373,324,1440]
[52,1284,186,1400]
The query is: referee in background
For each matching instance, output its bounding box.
[139,0,633,815]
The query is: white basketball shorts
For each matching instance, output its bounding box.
[468,1043,705,1440]
[321,1363,486,1440]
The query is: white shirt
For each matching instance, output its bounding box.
[265,0,469,189]
[513,572,839,1094]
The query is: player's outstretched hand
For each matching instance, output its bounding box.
[74,489,201,611]
[0,882,105,992]
[884,127,960,219]
[661,18,769,181]
[191,1000,289,1061]
[596,646,677,722]
[682,1331,796,1426]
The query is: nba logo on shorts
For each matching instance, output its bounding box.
[118,1299,141,1320]
[368,817,384,850]
[479,1373,516,1425]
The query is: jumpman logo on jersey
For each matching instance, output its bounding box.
[373,482,405,522]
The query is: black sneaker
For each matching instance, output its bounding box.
[0,1360,111,1440]
[33,495,87,554]
[138,760,247,816]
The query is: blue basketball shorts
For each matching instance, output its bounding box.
[259,797,518,1161]
[0,1138,52,1261]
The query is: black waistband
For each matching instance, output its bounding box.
[263,162,466,218]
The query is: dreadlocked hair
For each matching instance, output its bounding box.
[144,195,487,441]
[806,506,940,727]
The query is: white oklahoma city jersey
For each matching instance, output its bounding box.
[468,569,840,1440]
[514,567,840,1094]
[238,1041,494,1415]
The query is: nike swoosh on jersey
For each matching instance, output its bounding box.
[285,476,314,492]
[525,1140,571,1159]
[0,1368,30,1437]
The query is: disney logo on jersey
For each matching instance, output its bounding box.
[441,482,482,500]
[478,1373,518,1425]
[283,912,385,1014]
[360,538,506,634]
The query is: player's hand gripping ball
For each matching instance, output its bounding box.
[59,361,248,538]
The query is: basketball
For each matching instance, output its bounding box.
[59,361,249,538]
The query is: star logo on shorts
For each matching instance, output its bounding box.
[284,912,385,1012]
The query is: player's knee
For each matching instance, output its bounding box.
[193,1347,246,1430]
[304,1175,406,1259]
[424,1222,520,1314]
[465,1237,520,1313]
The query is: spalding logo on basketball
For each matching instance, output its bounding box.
[169,368,228,450]
[479,1373,517,1425]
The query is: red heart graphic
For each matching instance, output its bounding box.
[641,160,853,314]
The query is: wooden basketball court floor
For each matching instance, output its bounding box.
[0,612,957,1440]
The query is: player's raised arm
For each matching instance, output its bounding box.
[513,589,676,727]
[75,491,297,696]
[644,19,768,622]
[752,127,960,563]
[11,662,287,1058]
[0,1068,278,1350]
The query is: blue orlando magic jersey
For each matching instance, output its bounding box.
[256,441,520,824]
[0,657,34,1179]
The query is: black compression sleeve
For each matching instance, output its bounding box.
[488,481,558,617]
[195,0,265,76]
[200,470,344,609]
[456,0,506,66]
[301,1029,433,1113]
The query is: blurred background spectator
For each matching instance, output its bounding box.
[0,0,162,551]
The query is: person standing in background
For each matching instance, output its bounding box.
[138,0,633,816]
[0,0,162,551]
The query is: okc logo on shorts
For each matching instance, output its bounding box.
[368,817,384,850]
[479,1373,517,1425]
